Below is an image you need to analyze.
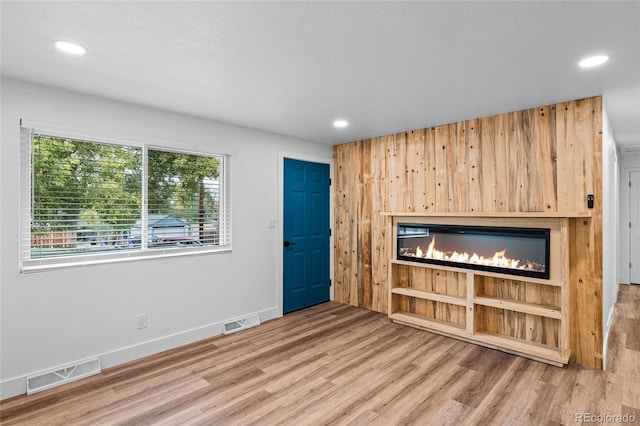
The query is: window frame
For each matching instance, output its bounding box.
[20,126,232,273]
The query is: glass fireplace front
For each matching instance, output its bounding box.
[397,223,551,279]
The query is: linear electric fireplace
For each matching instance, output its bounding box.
[397,223,551,279]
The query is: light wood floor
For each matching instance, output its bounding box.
[1,285,639,425]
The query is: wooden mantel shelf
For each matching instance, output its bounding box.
[380,211,591,218]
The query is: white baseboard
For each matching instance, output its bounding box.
[0,306,280,400]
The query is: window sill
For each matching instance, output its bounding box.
[20,246,232,273]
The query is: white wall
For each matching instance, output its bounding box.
[619,152,640,284]
[601,103,620,368]
[0,78,333,399]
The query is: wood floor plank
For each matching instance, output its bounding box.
[236,378,336,425]
[376,363,471,424]
[464,357,531,424]
[453,347,516,409]
[1,285,639,425]
[624,318,640,351]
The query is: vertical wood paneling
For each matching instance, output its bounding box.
[509,111,530,212]
[556,102,577,211]
[435,125,454,211]
[405,132,418,212]
[333,144,347,303]
[525,109,544,212]
[411,264,427,317]
[333,143,359,306]
[592,97,604,365]
[450,123,466,212]
[536,106,557,211]
[479,118,494,212]
[494,114,510,212]
[388,134,404,213]
[370,138,388,313]
[410,130,427,212]
[424,128,437,212]
[333,97,603,368]
[358,140,372,310]
[467,120,481,213]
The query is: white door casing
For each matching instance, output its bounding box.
[630,171,640,284]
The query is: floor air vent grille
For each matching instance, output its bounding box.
[222,314,261,335]
[27,357,101,395]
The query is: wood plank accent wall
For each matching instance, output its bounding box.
[333,97,603,368]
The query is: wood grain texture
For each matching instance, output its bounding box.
[333,97,603,368]
[2,293,638,425]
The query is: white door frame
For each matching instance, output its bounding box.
[276,151,334,316]
[628,168,640,284]
[622,166,640,284]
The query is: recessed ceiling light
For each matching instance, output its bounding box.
[333,120,348,128]
[54,40,87,55]
[579,55,608,68]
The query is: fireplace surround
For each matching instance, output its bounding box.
[397,223,551,279]
[382,212,589,366]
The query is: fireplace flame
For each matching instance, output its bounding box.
[414,236,528,270]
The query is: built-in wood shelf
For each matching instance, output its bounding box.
[390,287,466,307]
[387,214,571,367]
[391,259,565,287]
[381,211,591,218]
[390,312,466,335]
[472,332,568,366]
[473,296,562,320]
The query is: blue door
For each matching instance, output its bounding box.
[283,158,330,313]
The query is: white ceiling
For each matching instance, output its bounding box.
[1,1,639,148]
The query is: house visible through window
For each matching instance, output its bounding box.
[20,129,230,271]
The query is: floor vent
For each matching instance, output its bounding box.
[222,314,261,335]
[26,357,101,395]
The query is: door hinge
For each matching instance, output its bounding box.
[630,181,632,187]
[329,228,332,237]
[630,262,632,269]
[329,178,332,186]
[329,279,332,287]
[630,222,632,228]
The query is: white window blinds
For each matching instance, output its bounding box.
[20,128,231,272]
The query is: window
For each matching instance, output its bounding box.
[20,128,230,271]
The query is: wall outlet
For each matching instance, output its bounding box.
[137,313,147,330]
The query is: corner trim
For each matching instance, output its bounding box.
[602,304,616,370]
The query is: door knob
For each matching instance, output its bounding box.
[284,241,296,247]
